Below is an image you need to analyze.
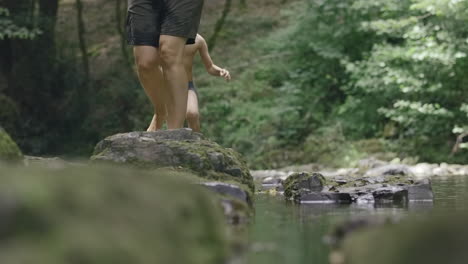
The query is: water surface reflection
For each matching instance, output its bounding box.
[247,175,467,264]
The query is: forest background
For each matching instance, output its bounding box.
[1,0,467,169]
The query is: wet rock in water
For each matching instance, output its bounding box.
[0,127,22,162]
[201,182,251,206]
[299,192,352,204]
[283,172,325,201]
[91,129,254,192]
[356,193,375,204]
[0,165,229,264]
[364,164,413,178]
[404,178,433,202]
[372,187,408,204]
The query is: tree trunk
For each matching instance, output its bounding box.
[208,0,232,50]
[0,0,35,97]
[115,0,132,70]
[37,0,59,60]
[76,0,90,83]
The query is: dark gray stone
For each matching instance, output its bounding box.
[356,194,375,204]
[201,182,250,205]
[283,172,326,202]
[405,179,434,201]
[224,167,243,177]
[372,187,408,204]
[298,192,352,204]
[295,172,324,192]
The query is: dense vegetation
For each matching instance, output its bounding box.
[1,0,467,168]
[200,0,468,168]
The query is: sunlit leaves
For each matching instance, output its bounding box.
[0,7,41,40]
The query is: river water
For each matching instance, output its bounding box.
[246,174,468,264]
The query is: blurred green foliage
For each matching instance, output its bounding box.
[199,0,468,168]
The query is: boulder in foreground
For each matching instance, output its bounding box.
[0,165,229,264]
[333,214,468,264]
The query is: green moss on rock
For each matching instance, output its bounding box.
[0,127,22,161]
[283,172,326,201]
[91,130,255,192]
[0,165,229,264]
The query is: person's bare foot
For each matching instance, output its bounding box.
[147,115,158,132]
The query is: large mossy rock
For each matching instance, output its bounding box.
[283,172,326,202]
[0,165,229,264]
[0,126,22,161]
[91,129,254,192]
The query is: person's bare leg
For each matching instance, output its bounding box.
[133,46,166,131]
[148,100,168,131]
[159,35,188,129]
[147,66,168,131]
[186,90,200,132]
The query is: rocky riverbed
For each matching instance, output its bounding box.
[252,159,468,205]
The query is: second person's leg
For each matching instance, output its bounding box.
[186,87,200,132]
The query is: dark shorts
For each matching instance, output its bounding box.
[188,81,198,96]
[127,0,204,47]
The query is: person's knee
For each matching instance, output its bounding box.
[136,56,159,73]
[186,110,200,123]
[159,41,182,67]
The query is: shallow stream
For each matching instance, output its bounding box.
[246,175,468,264]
